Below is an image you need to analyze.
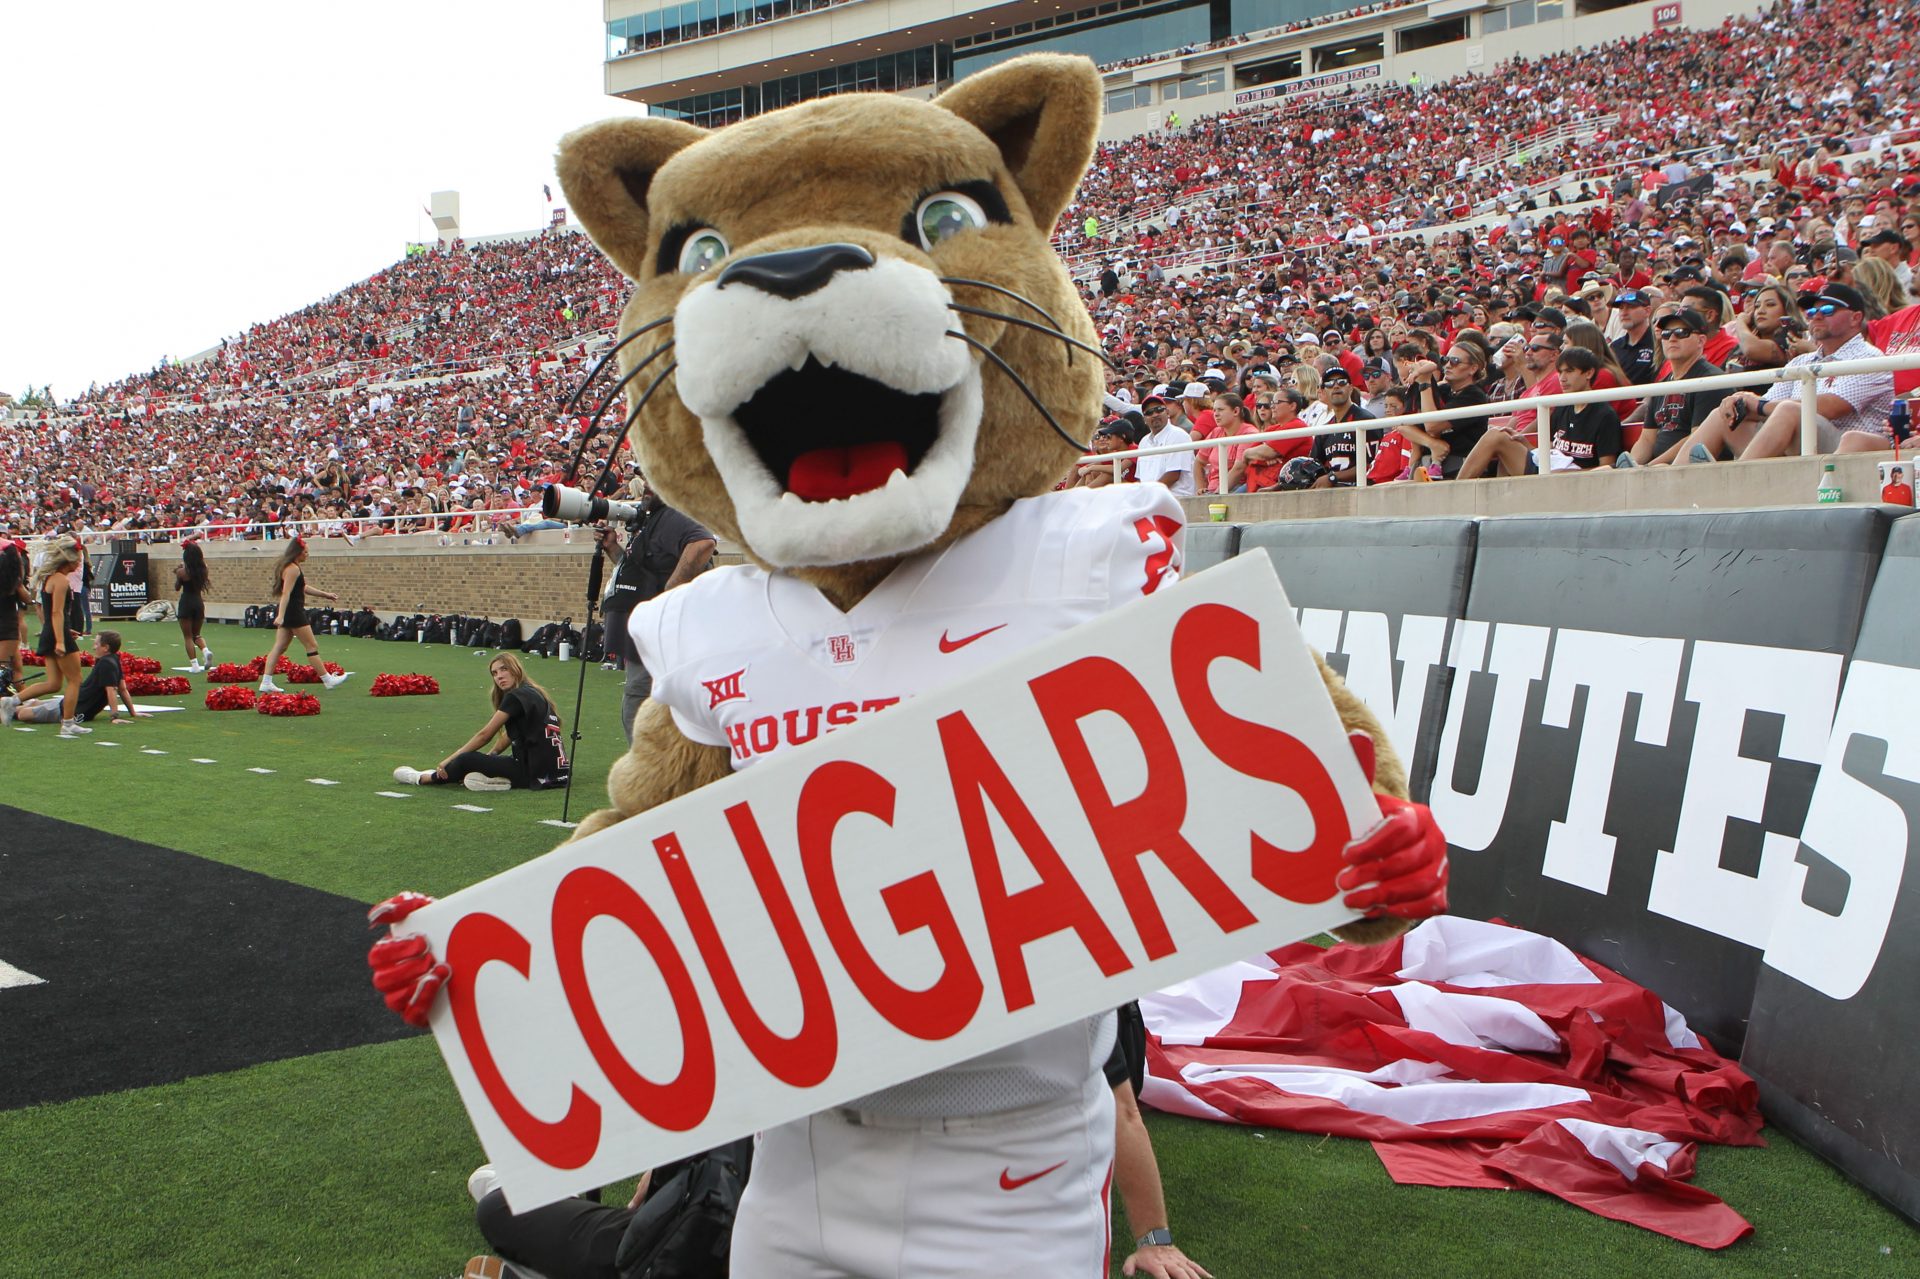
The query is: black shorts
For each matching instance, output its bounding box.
[279,607,308,630]
[179,594,205,624]
[0,605,16,640]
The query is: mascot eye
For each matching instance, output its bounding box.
[677,229,730,275]
[914,192,989,250]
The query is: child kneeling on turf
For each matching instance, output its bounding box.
[1,631,143,733]
[393,653,570,793]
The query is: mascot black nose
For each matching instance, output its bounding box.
[717,243,875,298]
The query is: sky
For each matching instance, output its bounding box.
[0,1,647,401]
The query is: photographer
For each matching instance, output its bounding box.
[597,477,715,742]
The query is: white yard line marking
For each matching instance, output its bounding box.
[375,791,415,799]
[538,819,579,829]
[141,748,167,755]
[192,758,218,764]
[452,803,492,813]
[13,726,35,733]
[0,960,47,990]
[307,778,340,786]
[247,767,276,774]
[96,741,120,747]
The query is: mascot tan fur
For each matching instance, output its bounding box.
[370,53,1447,1279]
[552,56,1411,880]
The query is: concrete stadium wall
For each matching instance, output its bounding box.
[1205,503,1920,1225]
[138,535,701,628]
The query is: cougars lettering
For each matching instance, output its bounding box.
[722,697,903,761]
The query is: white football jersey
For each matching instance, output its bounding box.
[629,483,1186,1116]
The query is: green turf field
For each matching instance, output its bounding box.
[0,621,1913,1278]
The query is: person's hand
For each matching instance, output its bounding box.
[368,892,449,1028]
[626,1169,654,1210]
[1337,730,1449,920]
[1428,439,1451,461]
[1122,1243,1213,1278]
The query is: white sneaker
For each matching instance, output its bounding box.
[0,696,16,727]
[201,647,213,664]
[320,670,350,690]
[464,774,513,793]
[393,766,431,786]
[59,720,92,738]
[467,1164,501,1203]
[259,677,284,693]
[186,662,205,673]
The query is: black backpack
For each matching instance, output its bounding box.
[499,619,523,649]
[423,615,451,644]
[350,609,379,638]
[614,1138,752,1279]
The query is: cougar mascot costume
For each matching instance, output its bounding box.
[370,54,1447,1278]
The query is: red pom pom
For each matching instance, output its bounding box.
[256,691,321,717]
[369,673,441,697]
[205,687,258,711]
[126,674,191,696]
[120,655,162,676]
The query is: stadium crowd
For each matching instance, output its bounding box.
[1070,0,1920,489]
[0,229,633,541]
[8,0,1920,531]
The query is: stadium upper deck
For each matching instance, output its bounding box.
[602,0,1761,137]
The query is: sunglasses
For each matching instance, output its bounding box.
[1658,329,1698,339]
[1526,343,1558,352]
[1806,303,1847,316]
[1443,355,1471,365]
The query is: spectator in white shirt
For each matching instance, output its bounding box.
[1134,398,1196,497]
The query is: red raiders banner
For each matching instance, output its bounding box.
[398,554,1379,1209]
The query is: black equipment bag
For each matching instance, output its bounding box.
[614,1138,753,1279]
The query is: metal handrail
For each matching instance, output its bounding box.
[1086,352,1920,491]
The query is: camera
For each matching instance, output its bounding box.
[542,484,642,527]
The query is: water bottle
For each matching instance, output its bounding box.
[1816,462,1842,504]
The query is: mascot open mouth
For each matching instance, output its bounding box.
[733,359,941,503]
[671,254,984,568]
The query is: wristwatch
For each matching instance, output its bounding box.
[1137,1228,1174,1249]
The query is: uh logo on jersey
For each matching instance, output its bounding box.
[701,663,904,763]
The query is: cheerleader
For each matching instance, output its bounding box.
[258,537,350,694]
[0,538,28,697]
[176,540,213,672]
[392,654,570,792]
[11,538,88,736]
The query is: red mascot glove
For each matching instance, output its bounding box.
[1336,731,1449,920]
[368,891,450,1028]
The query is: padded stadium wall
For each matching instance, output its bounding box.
[1191,505,1920,1226]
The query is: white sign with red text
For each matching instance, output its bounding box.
[402,552,1376,1209]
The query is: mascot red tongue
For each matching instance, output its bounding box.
[787,441,909,500]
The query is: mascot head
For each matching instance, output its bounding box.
[557,55,1104,594]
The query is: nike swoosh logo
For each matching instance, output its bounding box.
[999,1160,1067,1191]
[939,624,1007,654]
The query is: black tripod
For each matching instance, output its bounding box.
[558,546,605,827]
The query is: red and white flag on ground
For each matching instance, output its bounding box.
[1140,917,1763,1249]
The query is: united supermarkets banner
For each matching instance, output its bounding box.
[1230,506,1920,1225]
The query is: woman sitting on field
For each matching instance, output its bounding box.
[392,653,571,793]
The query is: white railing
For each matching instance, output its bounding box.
[26,506,548,548]
[1088,353,1920,492]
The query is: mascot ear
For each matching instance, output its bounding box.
[932,53,1102,236]
[555,117,708,280]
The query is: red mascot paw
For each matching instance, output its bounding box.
[367,893,449,1027]
[1338,731,1450,920]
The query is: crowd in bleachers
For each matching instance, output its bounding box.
[0,228,634,542]
[1070,0,1920,489]
[8,0,1920,535]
